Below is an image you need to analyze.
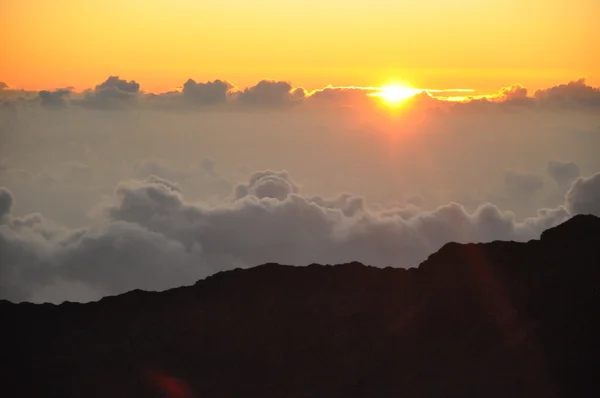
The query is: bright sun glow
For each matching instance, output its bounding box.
[371,85,423,105]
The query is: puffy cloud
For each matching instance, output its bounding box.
[498,84,529,102]
[234,170,300,200]
[39,89,70,108]
[97,76,140,93]
[102,173,566,271]
[308,87,372,105]
[291,87,307,100]
[237,80,305,107]
[311,193,366,217]
[58,220,199,294]
[3,78,600,111]
[504,170,544,197]
[2,76,599,303]
[78,76,140,109]
[534,78,600,107]
[565,172,600,216]
[107,177,184,225]
[0,185,200,302]
[182,79,232,105]
[547,160,580,189]
[0,169,577,303]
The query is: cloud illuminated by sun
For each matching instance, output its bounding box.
[370,85,423,105]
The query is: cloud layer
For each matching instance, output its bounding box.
[2,77,600,111]
[1,77,599,303]
[6,166,600,304]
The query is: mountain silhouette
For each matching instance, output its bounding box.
[3,214,600,397]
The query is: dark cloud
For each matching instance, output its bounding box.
[78,76,140,109]
[534,78,600,107]
[3,78,600,111]
[0,187,14,219]
[0,87,38,102]
[96,76,140,93]
[237,80,305,107]
[182,79,232,105]
[504,170,544,197]
[547,160,580,189]
[39,89,71,108]
[565,172,600,216]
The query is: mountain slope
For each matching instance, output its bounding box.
[3,215,600,397]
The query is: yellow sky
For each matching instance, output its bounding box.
[2,0,599,93]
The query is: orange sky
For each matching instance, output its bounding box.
[2,0,599,93]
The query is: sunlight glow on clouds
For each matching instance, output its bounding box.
[1,77,599,303]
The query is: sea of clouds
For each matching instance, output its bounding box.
[1,77,600,303]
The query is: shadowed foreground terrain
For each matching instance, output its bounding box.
[3,215,600,397]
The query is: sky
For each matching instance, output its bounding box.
[2,0,599,92]
[1,0,600,304]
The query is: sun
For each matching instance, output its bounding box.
[370,85,422,106]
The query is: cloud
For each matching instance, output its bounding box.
[181,79,232,105]
[133,159,191,182]
[78,76,140,109]
[0,169,576,303]
[565,172,600,216]
[39,89,71,108]
[0,187,14,219]
[0,87,38,102]
[237,80,305,107]
[308,86,372,105]
[2,75,599,303]
[547,160,580,189]
[3,78,600,112]
[234,170,300,200]
[97,76,140,93]
[498,84,529,102]
[131,159,231,200]
[504,170,544,197]
[0,184,200,302]
[534,78,600,107]
[101,172,568,272]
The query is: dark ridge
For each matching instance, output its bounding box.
[540,213,600,242]
[3,215,600,397]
